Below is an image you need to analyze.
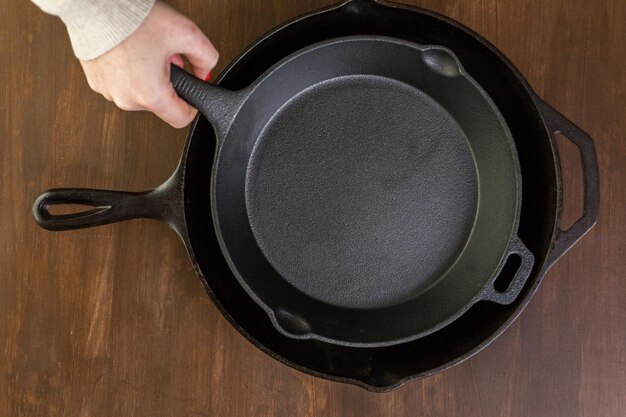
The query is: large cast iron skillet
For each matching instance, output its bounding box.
[32,0,598,389]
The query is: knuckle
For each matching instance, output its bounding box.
[196,33,209,46]
[85,77,98,91]
[113,97,136,111]
[183,22,200,38]
[139,90,162,108]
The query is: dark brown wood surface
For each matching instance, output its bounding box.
[2,0,625,416]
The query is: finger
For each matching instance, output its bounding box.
[146,85,197,128]
[175,25,219,79]
[169,53,184,68]
[100,90,113,102]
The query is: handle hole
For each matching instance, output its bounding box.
[494,254,522,293]
[47,204,99,216]
[555,133,584,231]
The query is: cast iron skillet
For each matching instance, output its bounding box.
[32,0,598,389]
[189,0,595,390]
[33,35,534,347]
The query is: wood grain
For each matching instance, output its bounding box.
[2,1,624,416]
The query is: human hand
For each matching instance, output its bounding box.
[79,1,219,128]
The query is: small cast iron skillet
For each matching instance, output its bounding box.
[34,36,534,347]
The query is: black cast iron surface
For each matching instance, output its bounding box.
[32,0,599,390]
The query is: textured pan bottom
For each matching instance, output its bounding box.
[246,75,478,309]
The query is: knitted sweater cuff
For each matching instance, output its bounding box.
[32,0,157,60]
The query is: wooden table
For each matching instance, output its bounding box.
[2,1,625,416]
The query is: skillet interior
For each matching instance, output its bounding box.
[212,37,522,346]
[182,0,558,390]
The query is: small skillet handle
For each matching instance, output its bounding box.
[482,236,535,304]
[537,100,600,269]
[170,65,247,138]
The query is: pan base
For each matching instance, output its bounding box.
[245,75,478,309]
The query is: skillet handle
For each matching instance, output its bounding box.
[537,100,600,269]
[481,236,535,304]
[33,189,155,231]
[169,65,246,138]
[32,172,183,231]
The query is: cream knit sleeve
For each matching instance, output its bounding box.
[31,0,156,60]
